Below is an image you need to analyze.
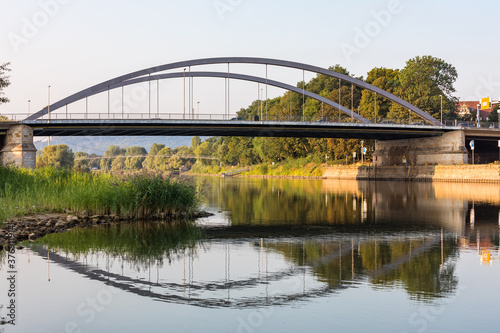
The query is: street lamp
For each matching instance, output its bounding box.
[197,101,200,120]
[440,95,443,125]
[260,88,263,120]
[28,100,31,116]
[350,74,354,123]
[48,85,51,121]
[183,68,186,120]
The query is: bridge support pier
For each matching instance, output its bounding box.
[373,130,468,166]
[0,125,37,169]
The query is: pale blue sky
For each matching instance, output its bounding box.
[1,0,500,117]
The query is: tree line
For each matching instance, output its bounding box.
[36,140,199,173]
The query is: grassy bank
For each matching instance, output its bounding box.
[243,159,323,177]
[0,167,199,225]
[189,158,324,178]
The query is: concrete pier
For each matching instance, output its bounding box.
[0,124,37,168]
[373,131,468,166]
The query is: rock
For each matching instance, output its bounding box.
[55,221,66,228]
[66,215,79,223]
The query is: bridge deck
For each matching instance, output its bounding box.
[23,119,456,140]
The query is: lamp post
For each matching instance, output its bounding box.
[47,85,51,146]
[260,88,263,121]
[477,103,480,127]
[183,68,186,120]
[440,95,443,125]
[48,85,51,121]
[197,101,200,120]
[28,100,31,116]
[350,74,354,123]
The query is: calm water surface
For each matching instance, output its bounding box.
[1,177,500,333]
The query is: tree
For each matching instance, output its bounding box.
[125,146,147,170]
[37,144,75,169]
[359,67,400,120]
[489,105,499,123]
[153,147,173,171]
[396,55,458,121]
[0,62,11,105]
[143,143,165,169]
[191,136,201,148]
[100,145,126,171]
[74,151,90,172]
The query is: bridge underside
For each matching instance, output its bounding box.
[25,120,448,140]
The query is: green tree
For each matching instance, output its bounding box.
[153,147,173,171]
[110,157,126,172]
[0,62,11,105]
[489,105,499,123]
[74,151,90,172]
[191,136,201,148]
[143,143,165,169]
[100,145,126,171]
[359,67,400,120]
[125,146,147,170]
[37,144,75,169]
[395,55,458,121]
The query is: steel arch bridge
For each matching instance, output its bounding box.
[26,57,442,126]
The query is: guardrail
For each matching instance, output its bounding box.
[2,112,500,129]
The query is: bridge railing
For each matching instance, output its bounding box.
[3,112,500,129]
[443,120,500,129]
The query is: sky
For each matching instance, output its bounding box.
[1,0,500,119]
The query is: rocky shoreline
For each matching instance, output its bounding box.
[0,211,213,250]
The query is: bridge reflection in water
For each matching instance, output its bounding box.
[23,179,500,309]
[32,228,461,308]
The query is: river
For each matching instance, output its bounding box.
[1,177,500,333]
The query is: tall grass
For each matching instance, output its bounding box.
[0,167,199,224]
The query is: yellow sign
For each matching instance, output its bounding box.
[481,250,491,263]
[481,97,491,110]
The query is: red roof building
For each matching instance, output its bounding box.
[457,101,492,120]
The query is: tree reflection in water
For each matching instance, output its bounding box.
[28,223,460,308]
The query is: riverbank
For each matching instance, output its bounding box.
[188,164,500,182]
[323,164,500,182]
[0,167,199,224]
[0,167,204,247]
[0,210,212,250]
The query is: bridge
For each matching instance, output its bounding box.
[1,57,500,168]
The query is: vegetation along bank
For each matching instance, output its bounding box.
[0,166,202,248]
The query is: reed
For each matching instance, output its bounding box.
[0,166,199,225]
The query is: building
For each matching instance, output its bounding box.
[457,101,492,120]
